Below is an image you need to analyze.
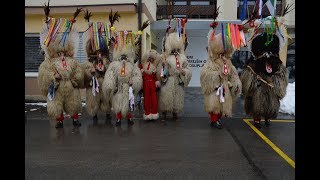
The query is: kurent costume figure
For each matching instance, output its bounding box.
[240,14,289,128]
[200,20,242,129]
[81,10,119,124]
[38,4,84,128]
[139,49,162,120]
[102,30,144,126]
[158,18,192,121]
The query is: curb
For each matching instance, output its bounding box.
[25,95,86,103]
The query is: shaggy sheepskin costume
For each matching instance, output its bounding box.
[139,49,162,120]
[200,32,242,129]
[102,31,142,126]
[81,34,112,124]
[80,11,118,124]
[38,8,84,128]
[158,31,192,120]
[240,17,289,128]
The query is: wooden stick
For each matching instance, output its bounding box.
[246,65,274,88]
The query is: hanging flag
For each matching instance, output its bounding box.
[259,0,263,17]
[265,0,277,16]
[240,0,248,21]
[47,81,55,101]
[129,86,134,112]
[92,76,100,96]
[176,18,181,39]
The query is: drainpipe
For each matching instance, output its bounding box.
[137,0,142,64]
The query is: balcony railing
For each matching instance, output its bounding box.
[157,5,217,19]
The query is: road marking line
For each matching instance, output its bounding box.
[244,119,295,123]
[243,119,295,168]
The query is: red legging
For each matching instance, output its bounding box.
[56,113,78,121]
[209,112,222,122]
[143,79,158,115]
[116,112,133,120]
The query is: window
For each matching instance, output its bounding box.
[25,35,43,72]
[190,1,209,5]
[174,1,187,5]
[25,33,87,72]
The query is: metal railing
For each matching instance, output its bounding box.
[157,5,216,19]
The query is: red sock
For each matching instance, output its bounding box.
[254,117,261,122]
[56,113,64,122]
[71,114,79,120]
[116,112,122,120]
[126,113,133,119]
[209,112,219,122]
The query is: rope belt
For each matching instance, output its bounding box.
[254,52,279,60]
[246,65,274,88]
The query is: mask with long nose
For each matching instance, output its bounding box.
[169,49,181,69]
[96,52,105,72]
[120,54,128,76]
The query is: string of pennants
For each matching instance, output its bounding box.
[210,22,246,51]
[44,19,143,53]
[87,22,143,53]
[43,18,75,47]
[89,22,110,52]
[209,18,285,52]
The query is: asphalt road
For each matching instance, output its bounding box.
[25,87,295,179]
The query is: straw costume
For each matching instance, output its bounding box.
[38,2,84,128]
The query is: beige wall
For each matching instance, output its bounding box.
[25,76,86,100]
[157,0,167,6]
[217,0,238,21]
[284,0,295,27]
[150,31,157,49]
[25,77,41,95]
[143,0,157,21]
[141,13,151,54]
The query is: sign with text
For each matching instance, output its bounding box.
[185,35,208,87]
